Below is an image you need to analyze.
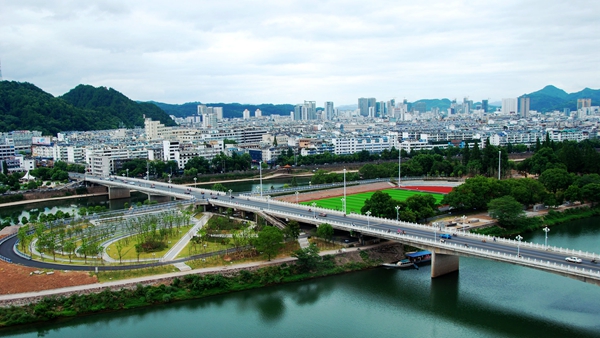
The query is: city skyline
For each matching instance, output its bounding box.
[1,1,599,105]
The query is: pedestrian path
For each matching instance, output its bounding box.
[162,213,211,261]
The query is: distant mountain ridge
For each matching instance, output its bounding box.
[151,101,295,119]
[0,81,175,135]
[525,85,600,112]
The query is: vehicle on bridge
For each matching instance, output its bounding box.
[565,256,582,263]
[439,234,452,239]
[319,212,327,217]
[151,184,155,188]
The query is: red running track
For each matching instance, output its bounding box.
[400,186,454,194]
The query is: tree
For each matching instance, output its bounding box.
[211,183,228,192]
[284,220,301,240]
[292,243,321,273]
[254,226,283,261]
[63,240,76,263]
[360,191,396,218]
[538,168,573,194]
[487,196,525,230]
[316,223,334,242]
[582,183,600,207]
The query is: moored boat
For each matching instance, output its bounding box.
[382,258,414,269]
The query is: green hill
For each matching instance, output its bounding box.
[527,85,600,112]
[0,81,175,135]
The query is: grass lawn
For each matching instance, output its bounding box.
[106,225,194,261]
[300,189,444,214]
[176,238,230,259]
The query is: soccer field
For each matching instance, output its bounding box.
[300,189,444,214]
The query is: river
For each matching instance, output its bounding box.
[1,218,600,337]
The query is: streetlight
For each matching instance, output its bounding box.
[366,210,371,227]
[229,189,233,200]
[343,168,347,210]
[543,226,550,249]
[194,177,197,188]
[311,202,317,218]
[295,191,299,204]
[259,161,263,197]
[146,170,149,187]
[309,181,311,187]
[341,198,345,214]
[395,205,400,222]
[267,195,271,209]
[516,235,523,257]
[126,168,129,178]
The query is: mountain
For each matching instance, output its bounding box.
[0,81,175,135]
[61,85,176,128]
[527,85,600,112]
[152,101,295,119]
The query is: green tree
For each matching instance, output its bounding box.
[538,168,573,194]
[292,243,321,273]
[487,196,525,230]
[316,223,334,242]
[284,220,301,240]
[63,240,76,263]
[254,226,283,261]
[360,191,396,218]
[211,183,228,192]
[582,183,600,207]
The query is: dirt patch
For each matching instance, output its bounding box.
[276,182,394,203]
[0,261,98,295]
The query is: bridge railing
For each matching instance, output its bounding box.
[251,195,599,259]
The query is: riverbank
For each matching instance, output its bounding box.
[0,243,402,327]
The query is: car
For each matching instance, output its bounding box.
[439,234,452,239]
[565,256,582,263]
[185,191,190,194]
[150,184,155,188]
[319,212,327,217]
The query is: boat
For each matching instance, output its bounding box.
[382,259,414,269]
[405,251,432,266]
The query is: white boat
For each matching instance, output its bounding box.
[382,259,414,269]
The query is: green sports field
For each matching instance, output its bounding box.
[300,189,444,214]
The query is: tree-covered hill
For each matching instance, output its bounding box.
[0,81,175,135]
[151,101,295,119]
[527,85,600,112]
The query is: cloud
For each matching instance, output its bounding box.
[1,0,599,105]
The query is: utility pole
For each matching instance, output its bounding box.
[498,150,501,180]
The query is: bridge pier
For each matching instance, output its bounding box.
[108,187,130,200]
[431,252,459,278]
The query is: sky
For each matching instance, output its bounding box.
[1,0,599,106]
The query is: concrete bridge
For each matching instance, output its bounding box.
[74,173,600,285]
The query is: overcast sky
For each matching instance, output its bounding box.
[1,0,599,105]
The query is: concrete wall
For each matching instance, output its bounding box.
[431,252,459,278]
[108,187,131,200]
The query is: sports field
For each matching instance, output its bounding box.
[300,189,444,214]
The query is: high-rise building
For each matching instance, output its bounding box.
[577,98,592,110]
[463,98,472,114]
[358,97,376,116]
[324,101,334,120]
[255,109,262,118]
[197,104,207,115]
[482,99,489,113]
[242,109,250,120]
[501,98,517,115]
[519,96,530,118]
[293,101,317,120]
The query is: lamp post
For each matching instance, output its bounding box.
[516,235,523,257]
[229,189,233,200]
[543,226,550,249]
[343,168,346,209]
[366,210,371,227]
[311,202,317,218]
[267,195,271,209]
[146,170,149,187]
[395,205,400,222]
[309,181,311,187]
[168,174,172,193]
[498,150,501,180]
[295,191,299,204]
[126,168,129,178]
[341,198,345,214]
[194,177,197,188]
[259,161,263,197]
